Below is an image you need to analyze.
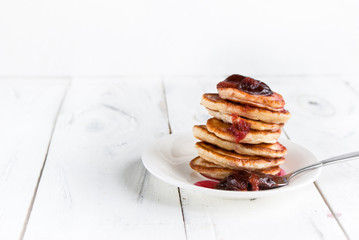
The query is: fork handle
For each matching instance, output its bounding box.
[321,151,359,166]
[288,151,359,180]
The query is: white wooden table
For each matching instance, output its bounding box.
[1,75,358,240]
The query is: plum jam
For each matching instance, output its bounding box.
[228,114,251,143]
[194,169,287,191]
[217,74,273,96]
[216,169,286,191]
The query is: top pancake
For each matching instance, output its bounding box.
[201,93,290,124]
[217,75,285,112]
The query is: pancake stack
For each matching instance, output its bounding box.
[190,74,291,180]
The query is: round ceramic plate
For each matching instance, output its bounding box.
[142,132,321,199]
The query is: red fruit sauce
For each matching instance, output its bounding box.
[194,169,287,191]
[194,181,219,189]
[217,74,273,96]
[228,114,251,143]
[278,168,286,176]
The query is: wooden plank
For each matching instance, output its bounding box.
[272,75,359,239]
[164,75,347,239]
[0,78,68,240]
[23,77,186,240]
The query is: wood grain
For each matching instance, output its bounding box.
[0,78,68,240]
[164,75,347,239]
[23,77,186,240]
[269,75,359,239]
[5,75,357,239]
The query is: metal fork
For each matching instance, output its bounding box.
[274,151,359,187]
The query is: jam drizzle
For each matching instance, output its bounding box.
[194,169,286,191]
[194,168,286,191]
[228,114,251,143]
[278,168,286,176]
[217,74,273,96]
[194,180,219,189]
[216,169,287,191]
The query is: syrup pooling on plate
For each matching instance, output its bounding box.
[278,168,286,176]
[194,180,218,189]
[217,74,273,96]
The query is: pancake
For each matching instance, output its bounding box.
[201,93,290,124]
[190,157,281,179]
[193,125,287,158]
[217,74,285,112]
[195,141,285,170]
[190,157,234,179]
[206,118,281,144]
[206,108,283,131]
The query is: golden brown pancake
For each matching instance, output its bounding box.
[206,108,283,131]
[195,142,285,170]
[190,157,234,179]
[206,118,281,144]
[201,94,290,124]
[217,75,285,112]
[190,156,281,179]
[193,125,287,158]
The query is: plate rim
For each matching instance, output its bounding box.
[142,132,321,199]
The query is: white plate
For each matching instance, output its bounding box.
[142,132,321,199]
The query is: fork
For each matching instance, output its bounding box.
[273,151,359,187]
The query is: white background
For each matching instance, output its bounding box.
[0,0,358,76]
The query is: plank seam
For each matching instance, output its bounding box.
[310,78,352,239]
[314,182,350,240]
[284,128,349,239]
[344,81,359,96]
[282,128,291,140]
[161,78,188,240]
[161,78,173,134]
[19,78,71,240]
[177,188,188,240]
[137,170,149,202]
